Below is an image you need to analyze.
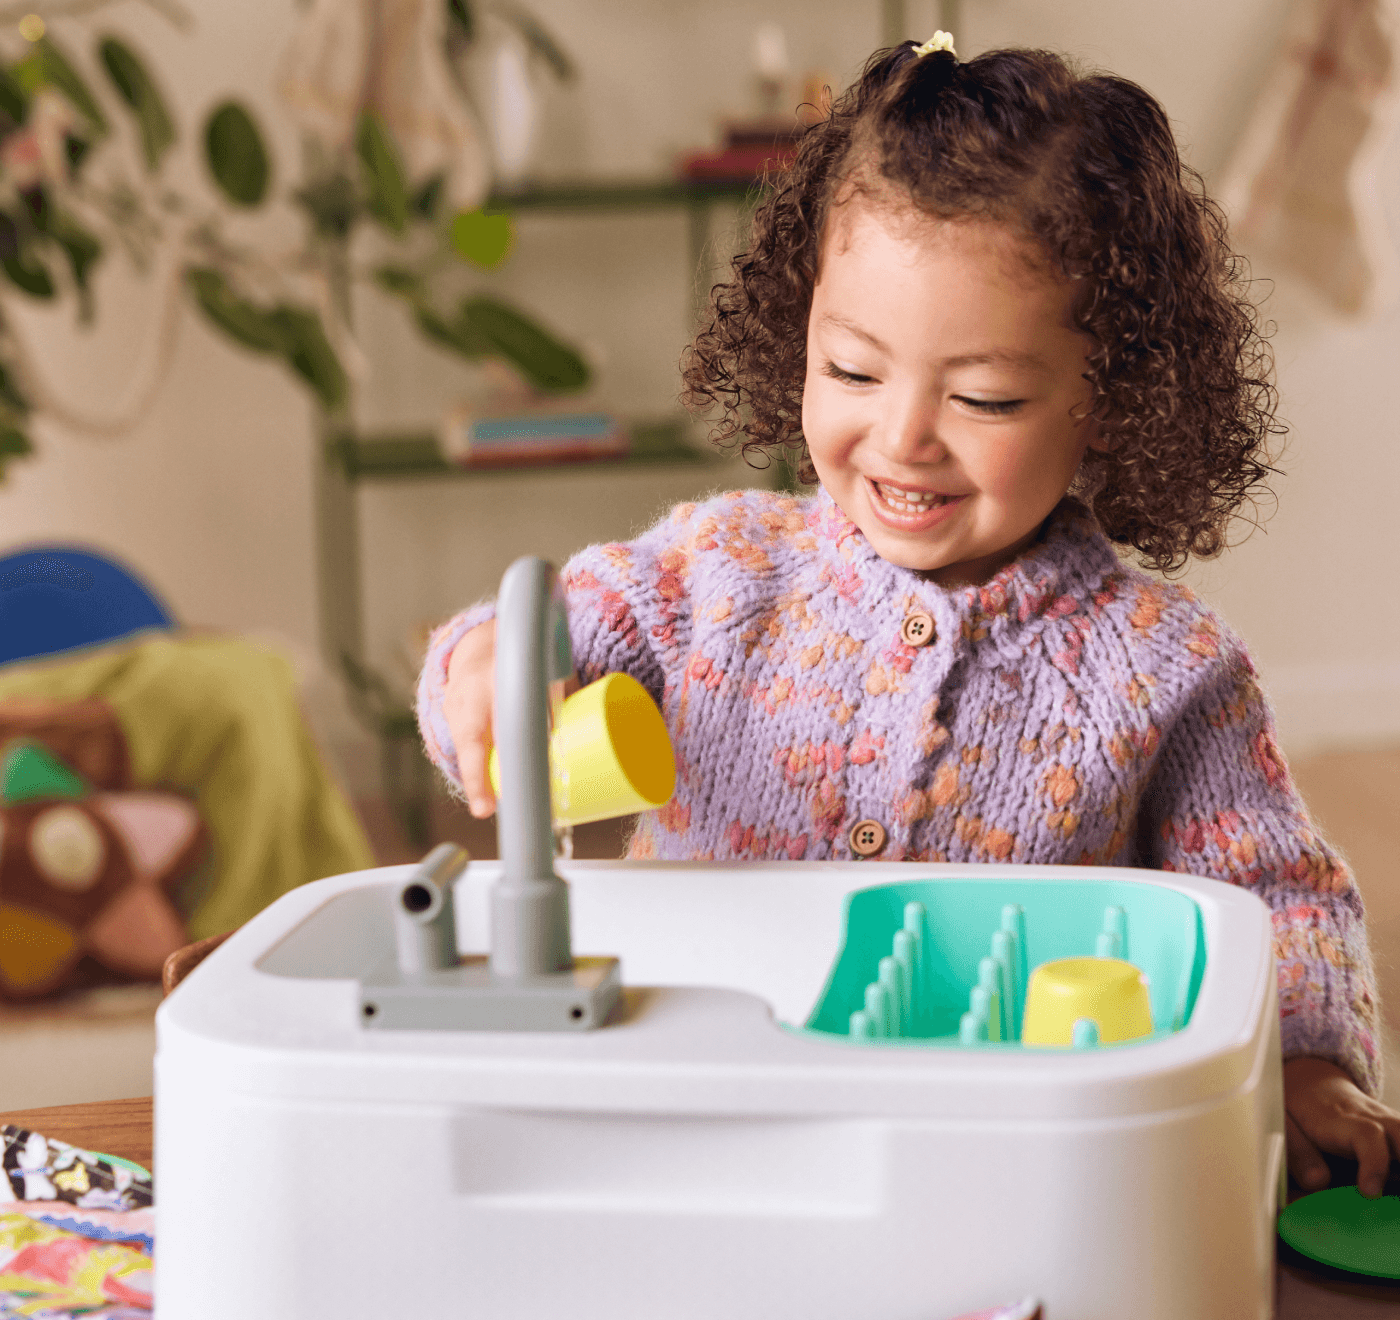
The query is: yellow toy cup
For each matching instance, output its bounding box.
[488,672,676,826]
[1020,956,1154,1047]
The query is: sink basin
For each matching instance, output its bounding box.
[155,857,1283,1320]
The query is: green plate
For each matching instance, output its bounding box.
[1278,1187,1400,1277]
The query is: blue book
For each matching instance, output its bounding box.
[443,412,629,466]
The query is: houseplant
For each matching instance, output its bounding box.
[0,0,588,477]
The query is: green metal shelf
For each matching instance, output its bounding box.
[326,417,721,482]
[485,178,763,213]
[318,177,770,847]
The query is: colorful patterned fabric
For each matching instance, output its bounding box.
[0,1130,151,1212]
[0,1200,152,1317]
[417,487,1380,1095]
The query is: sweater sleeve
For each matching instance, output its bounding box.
[1139,636,1382,1096]
[414,499,704,798]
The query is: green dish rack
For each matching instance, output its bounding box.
[801,877,1208,1050]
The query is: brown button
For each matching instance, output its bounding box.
[849,818,887,857]
[900,611,935,647]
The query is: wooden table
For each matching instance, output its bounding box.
[0,1096,153,1173]
[2,1097,1397,1316]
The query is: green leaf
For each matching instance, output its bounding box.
[99,37,175,170]
[371,266,491,358]
[414,306,490,358]
[185,267,288,353]
[3,250,54,298]
[0,67,28,126]
[0,423,33,479]
[373,265,424,299]
[460,295,589,392]
[450,209,514,268]
[14,37,108,134]
[499,7,575,81]
[0,360,29,415]
[267,306,348,411]
[20,187,49,232]
[355,111,408,234]
[294,173,359,240]
[204,101,270,207]
[446,0,474,41]
[186,268,348,411]
[63,134,91,173]
[48,212,102,290]
[412,172,445,219]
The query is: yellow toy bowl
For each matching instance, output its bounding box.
[1020,956,1154,1046]
[489,672,676,826]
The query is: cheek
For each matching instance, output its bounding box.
[972,429,1088,503]
[801,375,845,452]
[964,446,1035,502]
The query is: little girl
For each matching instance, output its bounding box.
[418,39,1400,1197]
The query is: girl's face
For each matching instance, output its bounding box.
[802,202,1103,587]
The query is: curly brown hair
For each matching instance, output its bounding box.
[681,43,1282,573]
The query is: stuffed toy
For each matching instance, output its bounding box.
[0,699,205,999]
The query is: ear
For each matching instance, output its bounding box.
[1072,405,1112,454]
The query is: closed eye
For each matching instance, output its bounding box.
[821,363,1025,414]
[957,396,1024,415]
[821,361,876,385]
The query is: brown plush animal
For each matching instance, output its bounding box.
[0,700,205,998]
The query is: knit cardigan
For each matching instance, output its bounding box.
[418,486,1381,1094]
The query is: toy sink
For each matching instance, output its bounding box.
[155,561,1285,1319]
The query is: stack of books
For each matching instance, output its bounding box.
[439,410,630,468]
[677,116,802,183]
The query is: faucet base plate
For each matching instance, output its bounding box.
[358,954,622,1032]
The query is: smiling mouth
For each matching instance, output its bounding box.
[867,479,960,515]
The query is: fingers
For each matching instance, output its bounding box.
[442,614,577,819]
[1285,1113,1330,1192]
[445,670,494,817]
[445,622,497,818]
[1284,1057,1400,1199]
[1353,1117,1394,1199]
[456,725,496,819]
[444,686,495,819]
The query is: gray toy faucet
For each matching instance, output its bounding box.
[360,555,622,1032]
[492,556,573,976]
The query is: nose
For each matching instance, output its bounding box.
[876,387,946,466]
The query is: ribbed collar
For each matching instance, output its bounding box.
[805,483,1123,632]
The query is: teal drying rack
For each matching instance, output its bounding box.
[801,878,1208,1050]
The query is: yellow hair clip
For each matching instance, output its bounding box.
[912,30,957,58]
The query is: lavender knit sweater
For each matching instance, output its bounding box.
[418,486,1381,1093]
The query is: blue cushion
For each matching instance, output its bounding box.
[0,546,176,668]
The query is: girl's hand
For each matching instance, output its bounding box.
[1284,1055,1400,1198]
[443,618,581,818]
[445,620,498,818]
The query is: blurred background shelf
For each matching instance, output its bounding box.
[486,179,762,211]
[316,167,776,846]
[326,416,711,481]
[318,413,745,845]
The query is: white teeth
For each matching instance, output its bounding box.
[874,481,943,513]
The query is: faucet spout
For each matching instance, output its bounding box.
[491,556,573,977]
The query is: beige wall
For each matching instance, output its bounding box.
[0,0,1396,796]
